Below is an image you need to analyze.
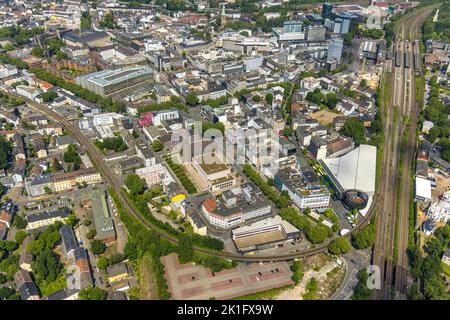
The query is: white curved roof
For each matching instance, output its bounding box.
[322,144,377,195]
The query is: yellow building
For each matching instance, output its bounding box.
[52,168,102,192]
[106,262,131,283]
[37,149,48,159]
[171,193,186,203]
[187,212,207,236]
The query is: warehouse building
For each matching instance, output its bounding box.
[232,216,300,253]
[91,190,116,245]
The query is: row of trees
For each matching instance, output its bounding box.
[243,164,290,209]
[0,135,12,170]
[423,76,450,143]
[164,155,197,194]
[279,207,333,244]
[137,96,187,114]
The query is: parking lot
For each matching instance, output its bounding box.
[161,253,293,300]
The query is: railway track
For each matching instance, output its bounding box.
[372,5,435,299]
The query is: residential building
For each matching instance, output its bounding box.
[25,175,53,197]
[26,208,71,231]
[60,224,78,255]
[135,164,167,187]
[52,168,102,192]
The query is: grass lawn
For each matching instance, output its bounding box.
[38,272,67,297]
[138,253,158,300]
[441,262,450,277]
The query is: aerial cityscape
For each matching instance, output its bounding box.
[0,0,449,303]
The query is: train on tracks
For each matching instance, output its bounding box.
[413,40,422,73]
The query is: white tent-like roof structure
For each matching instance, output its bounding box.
[322,144,377,195]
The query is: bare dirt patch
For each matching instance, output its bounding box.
[309,109,340,125]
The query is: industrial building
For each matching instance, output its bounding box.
[91,190,116,245]
[76,66,154,98]
[232,216,300,253]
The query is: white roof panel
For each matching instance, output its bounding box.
[322,144,377,195]
[415,177,432,200]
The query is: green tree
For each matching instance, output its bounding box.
[13,215,27,229]
[99,13,116,29]
[265,93,273,105]
[15,230,28,245]
[252,95,261,103]
[328,237,352,255]
[351,222,375,249]
[178,234,193,263]
[0,183,5,198]
[96,256,109,270]
[86,229,96,240]
[0,135,12,170]
[125,174,146,197]
[90,240,106,255]
[31,46,43,57]
[124,241,138,260]
[360,79,368,88]
[186,91,199,107]
[352,270,371,300]
[325,92,339,109]
[341,118,366,145]
[151,139,163,152]
[41,91,58,103]
[32,249,63,282]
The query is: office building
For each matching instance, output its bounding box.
[327,37,344,63]
[201,182,272,229]
[322,3,334,19]
[76,66,154,98]
[272,20,305,43]
[274,167,331,211]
